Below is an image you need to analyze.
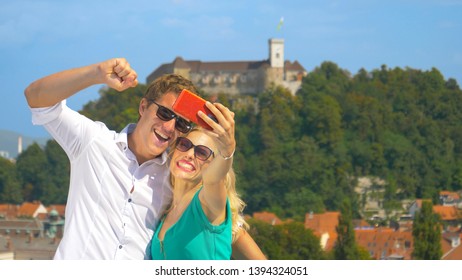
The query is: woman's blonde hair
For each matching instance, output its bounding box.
[222,166,249,242]
[169,128,248,242]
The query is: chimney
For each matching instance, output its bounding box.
[18,136,23,155]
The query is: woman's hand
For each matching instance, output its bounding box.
[198,101,236,160]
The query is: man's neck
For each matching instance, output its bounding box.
[127,129,161,165]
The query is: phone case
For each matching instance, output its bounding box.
[172,89,217,130]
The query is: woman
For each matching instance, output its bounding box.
[150,101,249,259]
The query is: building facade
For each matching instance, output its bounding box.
[146,38,307,96]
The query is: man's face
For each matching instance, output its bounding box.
[136,92,182,161]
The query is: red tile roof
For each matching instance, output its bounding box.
[304,211,340,233]
[433,205,460,221]
[304,212,340,251]
[0,204,19,219]
[150,56,307,78]
[440,191,460,200]
[284,60,306,72]
[441,233,462,260]
[17,202,45,217]
[355,228,413,260]
[252,211,283,225]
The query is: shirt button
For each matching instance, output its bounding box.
[128,198,132,202]
[119,245,123,249]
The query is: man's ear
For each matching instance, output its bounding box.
[139,98,149,117]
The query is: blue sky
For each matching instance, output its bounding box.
[1,0,461,138]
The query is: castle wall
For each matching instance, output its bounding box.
[264,67,284,88]
[190,69,267,96]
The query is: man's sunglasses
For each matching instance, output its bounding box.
[148,99,192,133]
[175,137,215,161]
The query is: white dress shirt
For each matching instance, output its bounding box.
[30,101,172,259]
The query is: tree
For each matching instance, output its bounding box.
[299,93,343,150]
[257,85,301,147]
[412,200,442,260]
[247,219,326,260]
[0,157,22,203]
[333,199,363,259]
[15,143,51,202]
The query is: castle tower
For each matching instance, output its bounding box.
[265,38,285,89]
[269,38,284,68]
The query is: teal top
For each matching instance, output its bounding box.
[150,188,232,260]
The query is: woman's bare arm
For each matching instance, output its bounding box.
[232,230,267,260]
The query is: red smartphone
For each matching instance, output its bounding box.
[172,89,218,130]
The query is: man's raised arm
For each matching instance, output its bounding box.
[24,58,138,108]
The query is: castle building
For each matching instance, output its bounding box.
[146,38,307,96]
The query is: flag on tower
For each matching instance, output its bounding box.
[276,17,284,31]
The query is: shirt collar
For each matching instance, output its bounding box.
[115,123,136,149]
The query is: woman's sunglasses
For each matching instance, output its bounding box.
[175,137,214,161]
[148,99,192,133]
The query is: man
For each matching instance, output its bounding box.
[25,58,264,260]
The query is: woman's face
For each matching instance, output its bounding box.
[170,130,216,183]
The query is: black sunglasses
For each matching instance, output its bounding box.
[148,99,192,133]
[175,137,215,161]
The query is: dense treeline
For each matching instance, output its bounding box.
[2,62,462,223]
[234,62,462,221]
